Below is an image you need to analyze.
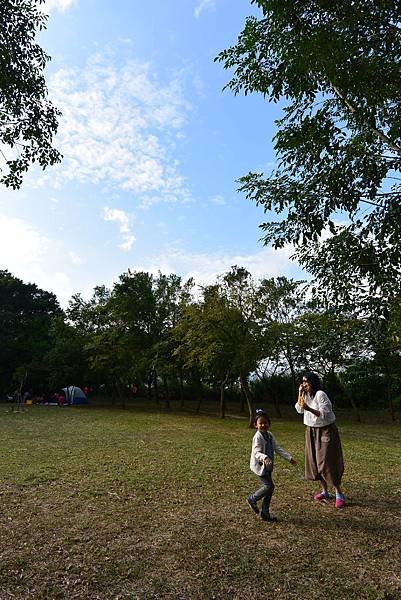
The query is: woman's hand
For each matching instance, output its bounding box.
[298,385,304,407]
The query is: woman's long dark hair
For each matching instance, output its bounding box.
[303,372,323,397]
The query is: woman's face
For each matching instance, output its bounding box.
[302,377,312,395]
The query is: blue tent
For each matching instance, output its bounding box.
[62,386,88,405]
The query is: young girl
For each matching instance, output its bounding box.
[247,412,296,522]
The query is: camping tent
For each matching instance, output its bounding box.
[62,386,88,405]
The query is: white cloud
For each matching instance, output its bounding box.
[130,245,303,289]
[0,214,76,306]
[210,194,225,205]
[103,207,135,252]
[0,214,302,307]
[42,0,77,13]
[39,53,192,207]
[69,251,83,265]
[194,0,216,18]
[0,215,49,271]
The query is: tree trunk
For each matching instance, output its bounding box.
[219,372,229,419]
[115,381,126,410]
[386,371,395,422]
[239,388,245,413]
[195,376,202,414]
[111,382,116,406]
[271,386,282,419]
[15,370,27,411]
[163,375,170,410]
[220,383,225,419]
[153,369,159,404]
[179,371,185,408]
[343,387,361,423]
[147,373,153,400]
[287,354,297,402]
[240,370,254,427]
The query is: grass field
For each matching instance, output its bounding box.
[0,403,400,599]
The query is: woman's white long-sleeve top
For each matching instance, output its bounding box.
[250,431,292,476]
[295,390,336,427]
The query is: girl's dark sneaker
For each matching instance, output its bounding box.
[247,496,259,514]
[261,512,278,522]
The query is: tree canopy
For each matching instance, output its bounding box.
[0,270,61,394]
[216,0,401,308]
[1,267,400,419]
[0,0,61,188]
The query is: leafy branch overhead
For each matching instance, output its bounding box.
[216,0,401,305]
[0,0,61,188]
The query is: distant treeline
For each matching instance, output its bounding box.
[1,267,400,422]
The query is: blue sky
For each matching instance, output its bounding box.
[0,0,304,306]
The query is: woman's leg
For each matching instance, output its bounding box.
[313,477,329,500]
[305,427,319,481]
[315,424,345,506]
[334,485,345,507]
[319,424,344,489]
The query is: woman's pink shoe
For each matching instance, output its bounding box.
[335,497,345,508]
[314,492,329,501]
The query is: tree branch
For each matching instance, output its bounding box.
[331,85,401,156]
[360,198,382,207]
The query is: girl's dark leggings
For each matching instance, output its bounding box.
[253,472,275,515]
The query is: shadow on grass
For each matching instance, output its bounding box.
[348,495,401,511]
[286,496,401,544]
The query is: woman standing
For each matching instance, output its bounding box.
[296,372,345,508]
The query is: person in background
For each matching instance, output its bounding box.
[22,390,31,404]
[296,372,345,508]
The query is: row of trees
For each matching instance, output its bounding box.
[1,267,400,422]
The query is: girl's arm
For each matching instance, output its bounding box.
[271,435,296,464]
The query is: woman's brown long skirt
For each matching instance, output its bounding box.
[305,422,344,487]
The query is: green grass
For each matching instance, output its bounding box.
[0,403,400,599]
